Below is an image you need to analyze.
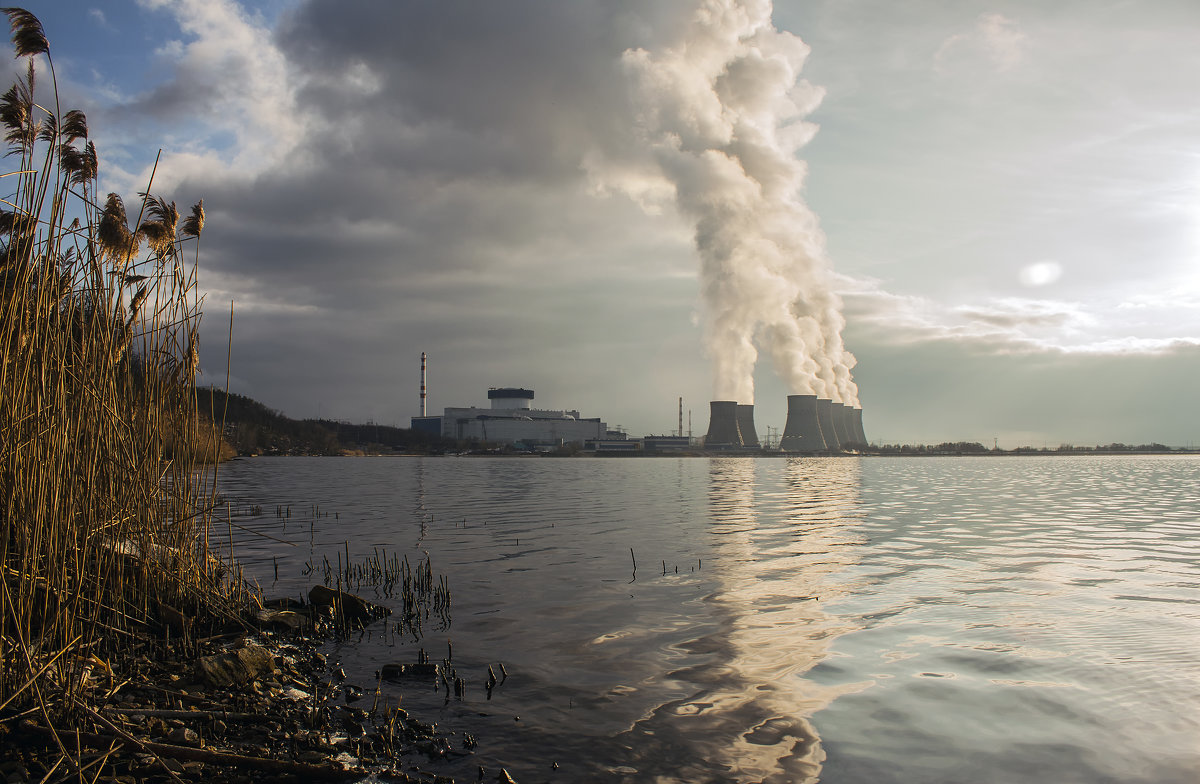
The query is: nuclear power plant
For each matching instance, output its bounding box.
[778,394,867,453]
[413,354,868,454]
[704,394,868,453]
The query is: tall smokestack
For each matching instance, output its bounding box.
[420,351,427,417]
[832,402,850,446]
[816,398,841,452]
[736,404,759,448]
[705,400,743,448]
[849,407,867,447]
[780,394,826,453]
[678,397,683,438]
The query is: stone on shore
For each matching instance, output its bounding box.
[307,586,386,627]
[253,607,310,631]
[195,644,276,688]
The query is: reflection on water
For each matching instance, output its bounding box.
[814,456,1200,784]
[613,458,869,782]
[214,455,1200,784]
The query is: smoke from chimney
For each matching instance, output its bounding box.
[592,0,860,407]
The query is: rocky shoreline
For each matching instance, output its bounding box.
[0,588,511,784]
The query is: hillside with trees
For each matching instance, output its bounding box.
[195,387,454,455]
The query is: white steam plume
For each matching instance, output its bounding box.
[597,0,859,406]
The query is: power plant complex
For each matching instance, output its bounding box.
[410,354,868,453]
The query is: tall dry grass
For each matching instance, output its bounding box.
[0,8,244,718]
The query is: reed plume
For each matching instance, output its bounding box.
[97,192,137,264]
[0,7,47,57]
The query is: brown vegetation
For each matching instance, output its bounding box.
[0,3,246,736]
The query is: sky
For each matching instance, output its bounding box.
[9,0,1200,448]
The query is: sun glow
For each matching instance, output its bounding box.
[1019,261,1063,288]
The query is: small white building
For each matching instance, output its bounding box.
[438,388,607,447]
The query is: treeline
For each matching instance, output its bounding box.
[870,442,1181,455]
[195,387,454,456]
[873,442,991,454]
[1019,442,1174,453]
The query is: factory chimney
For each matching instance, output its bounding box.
[678,397,684,438]
[420,352,427,417]
[736,404,759,448]
[780,394,826,453]
[705,400,744,448]
[816,398,842,452]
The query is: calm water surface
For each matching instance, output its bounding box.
[214,455,1200,783]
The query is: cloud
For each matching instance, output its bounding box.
[88,8,111,30]
[954,298,1090,331]
[98,3,661,314]
[1117,289,1200,311]
[841,275,1200,357]
[934,13,1028,74]
[1062,335,1200,355]
[116,0,306,189]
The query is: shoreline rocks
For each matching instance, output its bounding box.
[0,586,474,784]
[195,643,276,689]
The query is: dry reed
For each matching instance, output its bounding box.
[0,6,245,726]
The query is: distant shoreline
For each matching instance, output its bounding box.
[229,448,1200,459]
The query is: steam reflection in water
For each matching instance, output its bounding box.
[215,456,871,782]
[611,458,870,783]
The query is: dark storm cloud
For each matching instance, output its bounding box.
[170,2,701,310]
[276,1,693,159]
[261,0,712,197]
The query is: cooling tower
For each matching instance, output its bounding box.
[831,402,850,446]
[849,407,867,447]
[736,404,759,448]
[816,398,842,452]
[705,400,744,448]
[779,394,827,453]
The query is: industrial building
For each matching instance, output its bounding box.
[413,387,608,448]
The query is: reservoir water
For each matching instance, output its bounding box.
[214,455,1200,783]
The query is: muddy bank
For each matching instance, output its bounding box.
[0,589,516,784]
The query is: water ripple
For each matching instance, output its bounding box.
[215,455,1200,783]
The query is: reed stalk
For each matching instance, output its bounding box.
[0,8,243,721]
